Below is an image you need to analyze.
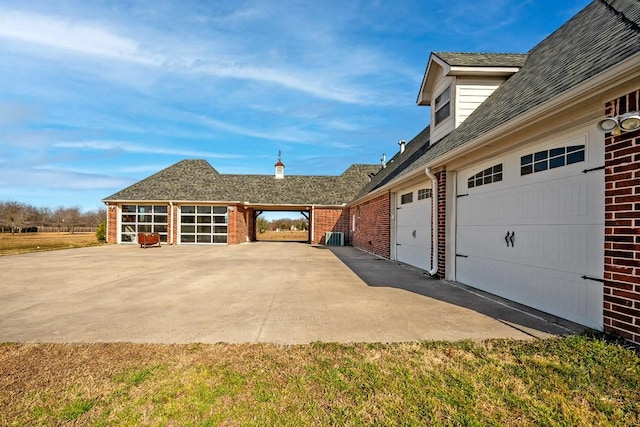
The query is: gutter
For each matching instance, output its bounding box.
[424,168,438,277]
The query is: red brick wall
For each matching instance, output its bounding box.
[227,205,248,244]
[604,89,640,346]
[349,192,391,259]
[312,207,350,245]
[436,170,447,278]
[106,204,117,244]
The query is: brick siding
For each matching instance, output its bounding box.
[349,192,391,259]
[106,204,117,244]
[312,207,350,245]
[227,205,249,244]
[604,89,640,346]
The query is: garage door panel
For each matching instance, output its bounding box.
[395,186,431,271]
[456,129,603,329]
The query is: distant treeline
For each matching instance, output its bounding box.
[0,201,105,234]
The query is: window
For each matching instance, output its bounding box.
[521,145,585,176]
[417,188,432,200]
[468,164,503,189]
[401,192,413,204]
[434,86,451,125]
[119,205,168,243]
[180,205,228,244]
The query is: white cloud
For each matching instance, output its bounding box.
[54,140,242,159]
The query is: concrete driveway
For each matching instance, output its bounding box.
[0,242,585,344]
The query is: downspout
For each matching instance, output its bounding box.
[425,168,438,277]
[169,201,174,245]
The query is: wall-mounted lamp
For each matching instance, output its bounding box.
[597,111,640,134]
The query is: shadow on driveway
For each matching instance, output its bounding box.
[325,246,589,339]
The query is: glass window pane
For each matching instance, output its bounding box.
[181,225,195,233]
[154,215,167,223]
[521,155,532,165]
[483,167,492,176]
[138,206,152,213]
[434,102,450,125]
[154,225,167,233]
[468,179,475,188]
[549,156,565,169]
[534,161,548,172]
[521,165,533,175]
[181,216,195,224]
[121,234,134,242]
[181,206,195,214]
[181,234,195,243]
[213,235,227,244]
[476,177,482,186]
[567,150,585,164]
[213,216,226,224]
[494,173,503,182]
[483,175,492,185]
[493,164,503,173]
[197,206,211,214]
[534,151,548,161]
[122,205,136,213]
[214,226,227,234]
[154,205,167,213]
[567,145,584,153]
[550,147,565,157]
[139,215,152,223]
[213,206,227,214]
[197,225,211,233]
[122,214,136,223]
[197,216,211,224]
[197,235,211,244]
[160,235,168,243]
[121,225,136,233]
[138,224,152,233]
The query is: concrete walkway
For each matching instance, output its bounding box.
[0,242,586,344]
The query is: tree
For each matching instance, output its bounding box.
[95,220,107,242]
[256,217,268,234]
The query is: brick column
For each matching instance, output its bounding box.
[603,90,640,345]
[106,204,117,244]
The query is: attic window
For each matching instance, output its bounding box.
[434,86,451,125]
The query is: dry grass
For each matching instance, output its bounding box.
[0,232,102,256]
[0,337,638,426]
[257,230,309,241]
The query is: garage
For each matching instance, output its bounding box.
[395,184,433,271]
[455,129,604,329]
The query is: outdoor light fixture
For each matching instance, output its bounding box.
[597,111,640,134]
[619,112,640,131]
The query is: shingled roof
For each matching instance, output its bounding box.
[432,52,527,68]
[103,160,380,206]
[395,0,640,181]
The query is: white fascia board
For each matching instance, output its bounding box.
[448,66,521,76]
[417,54,450,105]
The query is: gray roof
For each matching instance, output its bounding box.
[394,0,640,182]
[103,160,380,206]
[432,52,527,68]
[352,126,431,201]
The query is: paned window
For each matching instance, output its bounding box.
[401,192,413,204]
[417,188,432,200]
[180,205,228,244]
[521,145,585,176]
[120,205,168,243]
[468,164,503,189]
[434,86,451,125]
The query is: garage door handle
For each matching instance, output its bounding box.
[505,231,515,247]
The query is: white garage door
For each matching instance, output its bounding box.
[396,185,432,271]
[456,130,604,329]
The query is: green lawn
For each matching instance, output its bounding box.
[1,336,638,426]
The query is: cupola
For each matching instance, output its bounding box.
[274,150,285,179]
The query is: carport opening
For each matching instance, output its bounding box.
[255,211,309,242]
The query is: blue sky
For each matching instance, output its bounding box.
[0,0,592,214]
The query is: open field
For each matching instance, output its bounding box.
[0,336,638,426]
[257,230,309,241]
[0,232,102,256]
